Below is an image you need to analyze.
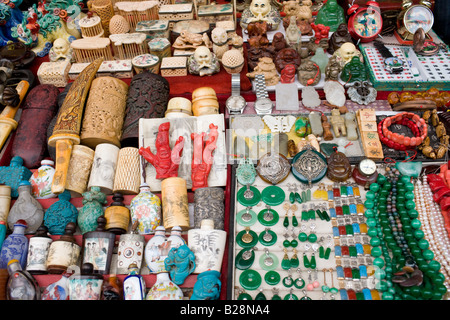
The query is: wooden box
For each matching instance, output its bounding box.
[37,60,71,87]
[160,56,187,76]
[115,1,159,31]
[109,33,148,59]
[135,20,170,41]
[148,37,172,61]
[70,37,114,63]
[68,60,133,80]
[79,15,104,38]
[197,3,233,26]
[158,3,194,26]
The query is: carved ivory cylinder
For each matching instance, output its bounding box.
[65,145,95,197]
[87,143,120,195]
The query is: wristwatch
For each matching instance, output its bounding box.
[226,73,247,114]
[254,74,273,115]
[373,40,404,74]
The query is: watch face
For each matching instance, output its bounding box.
[404,5,434,34]
[351,8,383,41]
[384,56,404,74]
[255,97,273,113]
[359,159,377,176]
[226,95,246,112]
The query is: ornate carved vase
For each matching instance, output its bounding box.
[161,177,190,231]
[78,186,107,235]
[65,145,95,197]
[29,159,56,199]
[0,220,28,269]
[25,225,52,274]
[0,156,32,198]
[11,84,60,169]
[113,147,141,195]
[188,219,226,274]
[80,76,129,149]
[129,183,161,235]
[87,143,120,195]
[121,72,170,147]
[46,222,81,274]
[7,181,44,234]
[43,190,79,235]
[194,187,225,230]
[145,272,183,300]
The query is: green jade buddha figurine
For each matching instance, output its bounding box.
[314,0,346,32]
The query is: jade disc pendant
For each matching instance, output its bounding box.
[235,248,255,270]
[237,186,261,207]
[259,251,279,271]
[259,229,277,246]
[239,269,262,291]
[237,208,257,227]
[236,228,258,248]
[264,270,281,285]
[257,208,279,226]
[261,186,286,206]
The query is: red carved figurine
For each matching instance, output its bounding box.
[311,23,330,44]
[191,123,218,191]
[139,122,184,179]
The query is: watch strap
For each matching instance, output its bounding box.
[255,74,269,100]
[231,73,241,96]
[373,40,394,58]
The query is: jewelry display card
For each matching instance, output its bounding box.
[229,169,378,300]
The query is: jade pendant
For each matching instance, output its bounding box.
[237,208,257,227]
[303,254,311,268]
[259,229,277,246]
[264,270,281,285]
[310,254,317,269]
[294,278,306,289]
[281,253,291,270]
[239,269,262,291]
[237,292,253,300]
[257,208,279,226]
[255,291,266,300]
[261,186,286,206]
[237,186,261,207]
[284,292,299,300]
[259,250,279,271]
[235,248,255,270]
[295,192,303,204]
[290,253,300,268]
[236,228,258,248]
[292,214,298,227]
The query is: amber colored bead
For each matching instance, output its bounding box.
[359,223,368,234]
[371,290,381,300]
[356,203,365,214]
[363,244,372,255]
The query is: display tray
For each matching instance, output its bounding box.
[376,111,448,163]
[228,113,365,165]
[226,164,379,300]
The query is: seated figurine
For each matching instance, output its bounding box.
[188,46,220,77]
[332,42,364,68]
[240,0,282,31]
[246,56,279,86]
[164,244,196,286]
[340,56,367,83]
[328,23,353,54]
[314,0,346,32]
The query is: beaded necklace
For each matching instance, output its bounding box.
[415,176,450,297]
[364,165,447,300]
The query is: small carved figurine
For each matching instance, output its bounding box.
[285,16,301,49]
[321,113,334,141]
[139,122,185,179]
[280,64,296,84]
[330,108,347,137]
[340,56,368,83]
[297,59,320,86]
[247,47,273,71]
[246,57,280,86]
[314,0,346,32]
[328,23,353,54]
[275,47,301,73]
[271,32,288,52]
[173,30,212,49]
[247,21,270,48]
[188,46,221,77]
[164,244,196,285]
[324,55,342,81]
[240,0,282,31]
[49,38,74,62]
[191,123,218,191]
[211,27,229,60]
[332,42,364,67]
[282,0,312,22]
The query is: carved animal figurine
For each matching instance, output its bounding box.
[173,30,211,49]
[330,108,346,137]
[139,122,185,179]
[283,0,313,22]
[230,34,244,55]
[211,27,229,60]
[247,21,270,48]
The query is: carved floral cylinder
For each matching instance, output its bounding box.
[0,185,11,222]
[65,145,95,197]
[113,147,141,195]
[194,187,225,230]
[161,177,189,231]
[80,76,129,149]
[88,143,120,195]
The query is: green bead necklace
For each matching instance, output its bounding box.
[365,167,446,300]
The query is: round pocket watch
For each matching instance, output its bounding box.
[352,158,378,188]
[413,27,440,56]
[347,1,383,43]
